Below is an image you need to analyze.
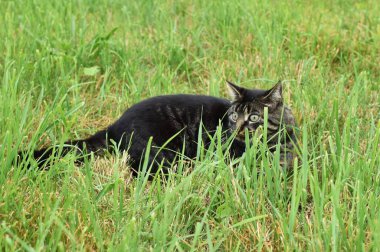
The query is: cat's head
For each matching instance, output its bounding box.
[226,81,295,142]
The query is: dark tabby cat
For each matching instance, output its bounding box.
[17,81,297,175]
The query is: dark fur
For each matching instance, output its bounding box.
[17,81,297,174]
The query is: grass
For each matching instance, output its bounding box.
[1,0,379,250]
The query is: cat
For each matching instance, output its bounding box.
[17,81,297,175]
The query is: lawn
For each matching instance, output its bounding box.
[0,0,379,250]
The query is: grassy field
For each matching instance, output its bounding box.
[1,0,379,250]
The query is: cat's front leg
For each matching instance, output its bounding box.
[229,139,246,158]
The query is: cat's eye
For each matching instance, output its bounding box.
[249,114,260,123]
[230,112,238,122]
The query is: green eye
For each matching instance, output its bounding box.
[249,114,260,123]
[230,112,238,122]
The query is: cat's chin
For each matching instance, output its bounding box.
[235,134,246,142]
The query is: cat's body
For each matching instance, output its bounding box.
[19,81,297,174]
[105,94,236,174]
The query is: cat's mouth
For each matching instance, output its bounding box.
[236,132,246,141]
[235,127,264,142]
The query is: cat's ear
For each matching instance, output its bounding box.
[226,81,245,102]
[261,81,283,107]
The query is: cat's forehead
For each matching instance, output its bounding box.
[229,88,270,113]
[230,101,261,114]
[241,88,268,102]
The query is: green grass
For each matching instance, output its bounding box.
[1,0,380,250]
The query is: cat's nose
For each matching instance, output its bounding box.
[235,119,244,130]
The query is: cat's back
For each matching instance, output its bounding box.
[132,94,228,108]
[122,94,229,117]
[110,94,230,133]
